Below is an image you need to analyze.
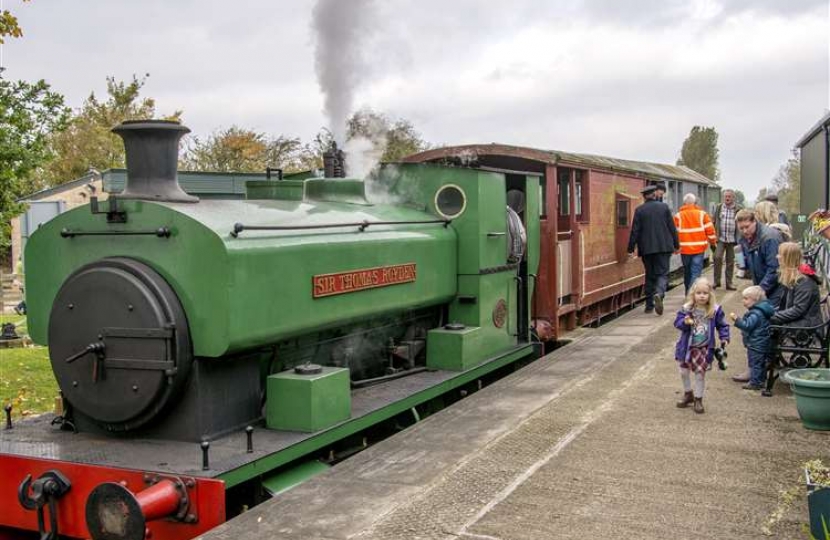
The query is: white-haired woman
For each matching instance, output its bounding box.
[754,201,791,241]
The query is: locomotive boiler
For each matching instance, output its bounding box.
[0,120,540,540]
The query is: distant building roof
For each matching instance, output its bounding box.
[21,168,277,202]
[20,171,101,202]
[795,111,830,148]
[403,143,718,186]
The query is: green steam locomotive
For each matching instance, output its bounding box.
[0,120,540,540]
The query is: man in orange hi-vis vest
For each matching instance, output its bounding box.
[674,193,717,294]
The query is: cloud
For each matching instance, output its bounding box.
[3,0,828,199]
[356,5,828,196]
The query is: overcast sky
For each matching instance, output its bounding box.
[3,0,829,199]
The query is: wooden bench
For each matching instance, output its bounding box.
[765,294,830,396]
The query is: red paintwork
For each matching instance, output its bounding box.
[0,455,225,540]
[136,479,182,521]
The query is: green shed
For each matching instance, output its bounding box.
[796,112,830,238]
[103,168,275,198]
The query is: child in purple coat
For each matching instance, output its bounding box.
[674,277,731,413]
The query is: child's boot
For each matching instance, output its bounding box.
[693,398,705,414]
[676,391,694,408]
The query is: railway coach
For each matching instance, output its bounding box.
[404,144,720,342]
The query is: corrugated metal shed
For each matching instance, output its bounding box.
[20,171,101,202]
[21,169,269,202]
[103,169,268,198]
[795,111,830,148]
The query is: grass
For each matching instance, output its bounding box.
[0,315,57,419]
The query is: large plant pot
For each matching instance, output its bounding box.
[807,469,830,539]
[783,369,830,430]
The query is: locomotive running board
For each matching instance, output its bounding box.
[218,344,535,488]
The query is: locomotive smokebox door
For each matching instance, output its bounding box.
[48,257,192,432]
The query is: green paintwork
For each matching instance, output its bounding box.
[26,166,539,363]
[266,367,351,432]
[260,460,331,496]
[304,178,371,205]
[248,177,373,205]
[23,161,542,492]
[426,326,484,371]
[245,180,304,201]
[25,193,457,356]
[374,165,541,367]
[218,344,534,488]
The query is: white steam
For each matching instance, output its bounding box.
[344,136,385,179]
[311,0,377,146]
[343,110,387,179]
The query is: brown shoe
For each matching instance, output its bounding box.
[693,398,705,414]
[676,391,694,408]
[725,285,737,291]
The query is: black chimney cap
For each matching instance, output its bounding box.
[112,119,198,203]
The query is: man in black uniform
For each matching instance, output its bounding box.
[627,185,680,315]
[654,183,667,203]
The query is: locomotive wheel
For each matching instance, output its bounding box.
[48,257,192,432]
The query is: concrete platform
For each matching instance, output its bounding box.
[200,275,828,540]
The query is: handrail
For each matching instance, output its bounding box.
[230,219,451,238]
[61,227,171,239]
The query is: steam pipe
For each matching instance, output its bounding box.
[323,141,346,178]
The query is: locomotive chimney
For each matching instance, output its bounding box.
[112,119,199,203]
[323,141,346,178]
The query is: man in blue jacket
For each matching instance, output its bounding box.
[736,209,782,308]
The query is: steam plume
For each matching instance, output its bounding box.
[312,0,377,146]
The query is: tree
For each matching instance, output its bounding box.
[346,108,430,162]
[42,75,180,185]
[0,0,29,44]
[181,127,320,174]
[181,109,429,176]
[181,127,269,173]
[771,150,800,217]
[734,190,746,207]
[0,72,71,249]
[677,126,721,182]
